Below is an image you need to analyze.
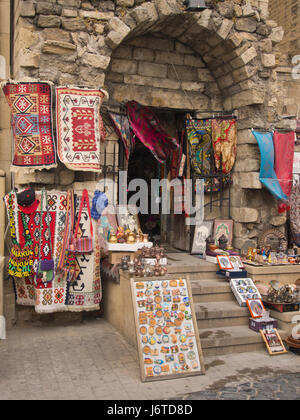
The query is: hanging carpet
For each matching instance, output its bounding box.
[252,130,288,202]
[273,131,295,213]
[126,101,179,163]
[56,87,107,172]
[2,82,57,170]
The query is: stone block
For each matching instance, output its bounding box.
[138,61,167,78]
[62,18,86,32]
[57,0,81,7]
[42,40,77,55]
[232,89,265,109]
[236,172,262,190]
[18,51,40,69]
[38,15,61,28]
[231,207,259,223]
[59,169,75,186]
[20,2,35,17]
[231,46,257,69]
[36,2,62,15]
[261,53,276,69]
[271,215,287,227]
[234,158,260,173]
[116,0,135,6]
[133,47,154,62]
[16,27,40,50]
[111,58,137,74]
[79,10,114,20]
[82,53,111,70]
[41,28,72,42]
[62,8,78,18]
[270,27,284,44]
[155,50,184,66]
[235,17,257,33]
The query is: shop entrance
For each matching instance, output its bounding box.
[126,108,189,251]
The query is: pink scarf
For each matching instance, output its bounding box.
[273,131,295,213]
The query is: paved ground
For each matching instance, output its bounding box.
[0,318,299,400]
[178,373,300,400]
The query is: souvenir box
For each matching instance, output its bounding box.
[230,278,262,307]
[217,269,248,279]
[263,301,300,313]
[249,317,278,333]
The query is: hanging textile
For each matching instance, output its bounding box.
[4,189,101,314]
[252,130,288,202]
[186,119,223,193]
[170,129,184,179]
[56,87,107,172]
[109,112,134,167]
[126,101,179,163]
[273,131,295,213]
[211,119,237,174]
[2,82,57,170]
[290,182,300,245]
[65,191,101,312]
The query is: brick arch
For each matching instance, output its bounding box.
[103,1,265,110]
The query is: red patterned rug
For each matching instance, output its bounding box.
[56,87,107,172]
[2,82,57,169]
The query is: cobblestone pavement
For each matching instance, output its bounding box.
[0,318,299,400]
[177,373,300,400]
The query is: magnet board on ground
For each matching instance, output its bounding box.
[131,277,205,382]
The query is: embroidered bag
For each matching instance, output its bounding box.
[57,190,77,283]
[8,192,34,279]
[68,189,94,254]
[37,188,55,284]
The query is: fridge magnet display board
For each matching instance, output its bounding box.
[131,277,205,382]
[260,328,288,356]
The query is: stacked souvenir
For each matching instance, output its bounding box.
[120,250,168,278]
[255,280,300,313]
[230,279,262,307]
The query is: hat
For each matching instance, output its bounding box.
[17,187,35,207]
[91,191,108,220]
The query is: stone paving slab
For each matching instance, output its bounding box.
[0,318,299,400]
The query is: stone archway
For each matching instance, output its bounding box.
[99,0,291,250]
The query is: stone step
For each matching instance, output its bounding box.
[195,301,249,320]
[199,325,266,357]
[191,279,235,303]
[195,300,250,329]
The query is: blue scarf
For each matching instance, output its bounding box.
[252,130,287,201]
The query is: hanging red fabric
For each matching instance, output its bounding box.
[273,131,295,213]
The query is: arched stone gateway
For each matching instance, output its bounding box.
[13,0,296,250]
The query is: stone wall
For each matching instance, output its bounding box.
[1,0,298,301]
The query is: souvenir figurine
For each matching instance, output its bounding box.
[218,234,228,251]
[108,231,118,244]
[116,226,125,241]
[127,231,136,244]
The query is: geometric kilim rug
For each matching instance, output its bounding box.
[56,87,107,172]
[2,82,57,170]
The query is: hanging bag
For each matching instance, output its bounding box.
[37,189,55,284]
[68,189,94,254]
[7,192,34,279]
[56,190,77,283]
